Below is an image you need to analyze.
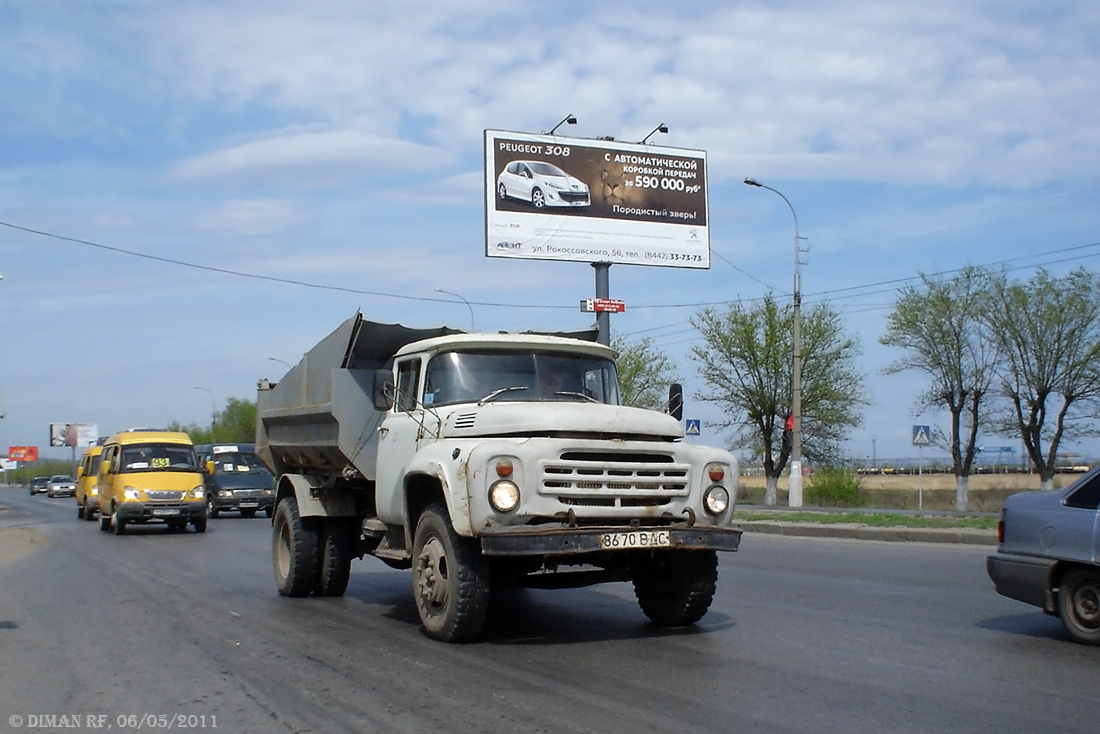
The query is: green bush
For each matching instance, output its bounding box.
[805,466,868,507]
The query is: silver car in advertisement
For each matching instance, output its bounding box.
[496,160,590,208]
[987,466,1100,644]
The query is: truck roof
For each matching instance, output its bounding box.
[394,331,617,359]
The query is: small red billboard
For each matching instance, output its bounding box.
[9,446,39,462]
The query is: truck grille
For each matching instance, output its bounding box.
[233,489,265,498]
[541,451,690,508]
[147,491,185,501]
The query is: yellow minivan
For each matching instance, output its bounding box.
[96,430,207,534]
[75,445,104,521]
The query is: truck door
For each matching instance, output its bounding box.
[375,357,425,525]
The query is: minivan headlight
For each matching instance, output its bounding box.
[123,486,141,501]
[190,486,205,499]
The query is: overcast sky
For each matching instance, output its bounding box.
[2,1,1099,466]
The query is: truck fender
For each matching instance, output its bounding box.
[277,474,358,519]
[400,454,474,551]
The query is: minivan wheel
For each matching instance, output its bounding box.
[112,514,126,535]
[207,497,219,519]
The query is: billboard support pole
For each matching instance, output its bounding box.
[593,262,611,345]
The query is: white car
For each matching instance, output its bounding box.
[497,160,590,208]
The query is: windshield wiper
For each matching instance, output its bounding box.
[479,386,529,404]
[554,390,599,403]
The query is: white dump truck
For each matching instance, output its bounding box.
[257,313,741,641]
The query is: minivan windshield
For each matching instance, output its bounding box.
[120,443,198,473]
[423,350,620,407]
[210,450,269,474]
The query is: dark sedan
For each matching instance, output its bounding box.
[987,466,1100,644]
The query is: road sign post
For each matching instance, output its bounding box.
[912,425,930,511]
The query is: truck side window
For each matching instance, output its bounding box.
[395,359,421,412]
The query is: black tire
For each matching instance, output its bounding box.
[99,511,112,532]
[265,506,274,519]
[77,502,84,520]
[207,497,219,519]
[1058,567,1100,645]
[167,521,187,533]
[192,514,208,534]
[240,508,256,518]
[411,503,489,642]
[83,501,97,521]
[531,188,545,208]
[633,550,719,627]
[272,497,320,597]
[314,518,354,597]
[112,513,126,536]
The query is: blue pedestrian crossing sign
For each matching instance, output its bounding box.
[686,419,701,436]
[912,425,931,446]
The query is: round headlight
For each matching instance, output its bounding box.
[703,485,730,515]
[123,486,141,501]
[489,480,520,513]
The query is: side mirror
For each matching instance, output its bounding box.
[206,460,215,476]
[667,383,683,421]
[373,369,395,411]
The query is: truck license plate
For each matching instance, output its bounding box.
[599,530,671,550]
[239,501,259,508]
[153,508,180,517]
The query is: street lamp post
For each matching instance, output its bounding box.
[435,288,476,332]
[268,357,292,371]
[193,387,216,432]
[744,177,804,508]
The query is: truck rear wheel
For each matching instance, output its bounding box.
[315,518,354,597]
[272,496,319,597]
[412,503,489,642]
[633,550,718,627]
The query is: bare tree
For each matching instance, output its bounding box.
[881,266,999,510]
[691,294,865,505]
[984,267,1100,488]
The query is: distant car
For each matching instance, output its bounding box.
[29,476,50,495]
[987,466,1100,644]
[46,474,77,498]
[497,160,590,208]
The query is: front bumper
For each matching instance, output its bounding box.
[987,550,1058,613]
[115,501,207,524]
[210,495,274,512]
[479,524,742,557]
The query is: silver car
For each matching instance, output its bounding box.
[496,160,590,208]
[987,467,1100,644]
[46,474,77,498]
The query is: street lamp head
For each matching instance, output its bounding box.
[743,177,761,187]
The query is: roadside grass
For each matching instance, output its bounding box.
[736,510,998,530]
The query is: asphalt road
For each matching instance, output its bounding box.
[1,488,1097,734]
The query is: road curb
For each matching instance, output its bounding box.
[735,520,997,545]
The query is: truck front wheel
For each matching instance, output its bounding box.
[633,550,719,627]
[272,496,320,597]
[412,503,489,642]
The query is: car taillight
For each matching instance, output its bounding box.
[997,509,1006,544]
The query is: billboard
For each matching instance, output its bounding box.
[9,446,39,462]
[485,129,710,269]
[48,423,98,448]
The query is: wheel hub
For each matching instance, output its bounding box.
[416,537,449,609]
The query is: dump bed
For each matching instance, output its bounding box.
[256,313,460,481]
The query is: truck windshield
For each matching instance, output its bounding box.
[424,350,620,407]
[120,444,198,473]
